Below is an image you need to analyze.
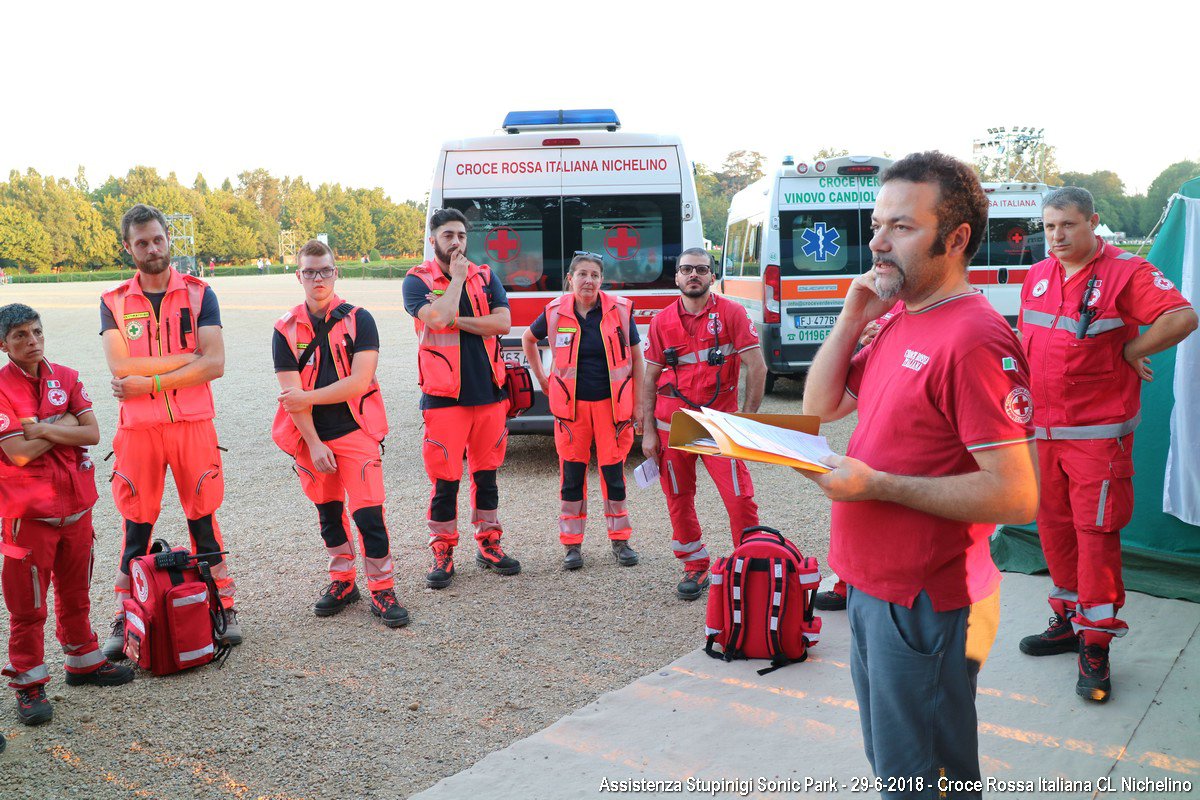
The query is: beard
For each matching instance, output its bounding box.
[433,242,458,269]
[681,279,709,298]
[873,258,906,301]
[135,253,171,275]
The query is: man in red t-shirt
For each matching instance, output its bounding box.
[640,247,767,600]
[802,153,1039,797]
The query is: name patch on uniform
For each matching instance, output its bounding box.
[123,311,151,320]
[556,326,577,333]
[555,334,574,348]
[901,349,930,372]
[296,342,309,350]
[1005,387,1034,424]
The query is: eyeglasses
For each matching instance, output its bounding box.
[572,250,604,261]
[299,268,336,280]
[677,264,712,276]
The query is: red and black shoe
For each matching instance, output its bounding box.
[814,590,847,611]
[475,537,521,576]
[1019,614,1079,656]
[370,589,410,628]
[314,580,360,617]
[427,542,456,589]
[16,685,52,726]
[1077,644,1112,703]
[676,568,711,601]
[65,659,135,687]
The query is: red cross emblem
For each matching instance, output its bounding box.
[604,225,640,261]
[485,227,521,262]
[1005,387,1033,424]
[1007,228,1025,246]
[132,562,150,603]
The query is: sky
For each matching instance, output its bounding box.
[2,0,1195,203]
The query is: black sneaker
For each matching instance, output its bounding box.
[65,659,135,687]
[426,542,456,589]
[1019,614,1079,656]
[563,544,583,571]
[15,685,52,725]
[814,590,847,611]
[314,580,360,617]
[1077,643,1112,702]
[476,537,521,576]
[676,568,711,601]
[102,613,127,662]
[611,540,639,567]
[369,589,410,628]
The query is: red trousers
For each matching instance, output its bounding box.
[554,400,634,545]
[421,402,508,547]
[1037,437,1135,644]
[293,429,394,591]
[111,419,235,608]
[2,513,105,688]
[657,422,758,572]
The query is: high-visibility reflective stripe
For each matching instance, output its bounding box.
[683,548,709,563]
[127,612,146,635]
[773,591,782,604]
[672,540,705,554]
[1096,480,1110,526]
[171,590,209,607]
[178,643,215,662]
[799,571,821,584]
[31,565,40,610]
[710,573,723,585]
[732,587,741,600]
[5,663,49,684]
[1114,251,1135,261]
[674,343,736,365]
[64,650,106,670]
[1049,585,1079,602]
[34,510,88,527]
[732,610,742,623]
[1021,309,1126,335]
[666,462,679,494]
[1079,603,1117,622]
[730,461,741,496]
[420,331,460,347]
[705,626,721,636]
[655,419,671,432]
[769,617,779,631]
[1035,413,1140,440]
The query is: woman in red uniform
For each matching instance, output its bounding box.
[522,253,644,570]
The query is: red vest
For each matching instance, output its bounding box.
[101,269,214,430]
[544,292,635,422]
[270,297,388,455]
[406,260,506,398]
[1020,240,1146,438]
[0,361,98,519]
[652,295,744,421]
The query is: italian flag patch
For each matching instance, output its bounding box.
[1002,357,1017,372]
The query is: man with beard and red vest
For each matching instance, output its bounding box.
[1017,186,1196,703]
[403,208,520,588]
[272,240,407,627]
[521,252,645,570]
[1,304,134,726]
[640,247,767,600]
[99,204,240,661]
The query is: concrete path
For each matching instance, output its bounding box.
[414,572,1199,799]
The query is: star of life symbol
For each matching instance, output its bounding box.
[800,223,840,262]
[901,348,930,372]
[1005,387,1034,424]
[48,388,67,406]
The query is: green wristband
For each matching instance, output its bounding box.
[153,374,163,393]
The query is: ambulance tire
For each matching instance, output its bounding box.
[764,371,778,394]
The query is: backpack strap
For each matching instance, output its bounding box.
[723,555,750,661]
[757,557,805,676]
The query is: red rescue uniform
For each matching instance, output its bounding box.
[0,361,105,688]
[540,292,637,544]
[1019,238,1193,643]
[101,268,235,609]
[646,294,761,572]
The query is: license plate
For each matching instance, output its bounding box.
[785,328,832,344]
[795,314,838,328]
[502,350,530,367]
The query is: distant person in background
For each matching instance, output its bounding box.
[208,257,216,277]
[257,257,265,275]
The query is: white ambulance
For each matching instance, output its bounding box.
[721,154,893,391]
[972,182,1050,324]
[424,109,704,433]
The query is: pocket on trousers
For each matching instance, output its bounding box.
[884,600,947,659]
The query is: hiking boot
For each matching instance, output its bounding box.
[369,589,410,628]
[15,685,52,725]
[676,568,711,601]
[219,608,243,647]
[1019,614,1079,656]
[65,659,135,687]
[814,590,847,611]
[0,732,6,754]
[102,613,127,662]
[314,580,360,617]
[611,540,639,567]
[1077,643,1112,703]
[426,542,455,589]
[563,544,583,571]
[476,537,521,576]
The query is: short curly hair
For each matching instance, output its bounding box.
[0,303,40,341]
[881,152,989,260]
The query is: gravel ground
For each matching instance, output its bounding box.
[0,275,855,799]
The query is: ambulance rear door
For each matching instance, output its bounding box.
[973,183,1048,326]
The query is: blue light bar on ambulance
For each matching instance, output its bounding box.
[503,109,621,133]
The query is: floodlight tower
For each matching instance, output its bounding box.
[167,214,197,273]
[279,229,297,266]
[972,126,1047,182]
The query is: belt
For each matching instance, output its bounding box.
[34,510,89,527]
[1035,413,1140,440]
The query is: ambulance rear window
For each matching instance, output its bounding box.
[448,197,564,293]
[567,194,681,291]
[780,210,873,275]
[971,217,1045,268]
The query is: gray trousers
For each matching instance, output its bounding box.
[847,586,1000,799]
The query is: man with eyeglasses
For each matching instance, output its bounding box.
[271,240,407,628]
[99,203,241,660]
[640,247,767,600]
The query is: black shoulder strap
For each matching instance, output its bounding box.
[297,314,336,372]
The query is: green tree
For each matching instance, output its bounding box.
[975,141,1061,185]
[0,205,53,271]
[715,150,766,197]
[1057,170,1141,234]
[194,173,210,194]
[197,191,259,261]
[280,178,325,241]
[220,178,233,192]
[693,162,728,247]
[327,199,376,257]
[375,202,424,255]
[812,147,849,160]
[1145,161,1200,231]
[0,169,118,267]
[237,168,283,221]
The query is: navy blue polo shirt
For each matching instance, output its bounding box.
[529,301,639,401]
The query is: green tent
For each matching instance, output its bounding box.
[992,176,1200,602]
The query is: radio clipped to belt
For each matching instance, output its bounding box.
[122,538,232,676]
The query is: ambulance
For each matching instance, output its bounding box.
[721,154,893,391]
[972,182,1050,324]
[424,109,704,433]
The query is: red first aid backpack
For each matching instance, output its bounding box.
[504,361,534,418]
[123,540,229,676]
[704,526,822,675]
